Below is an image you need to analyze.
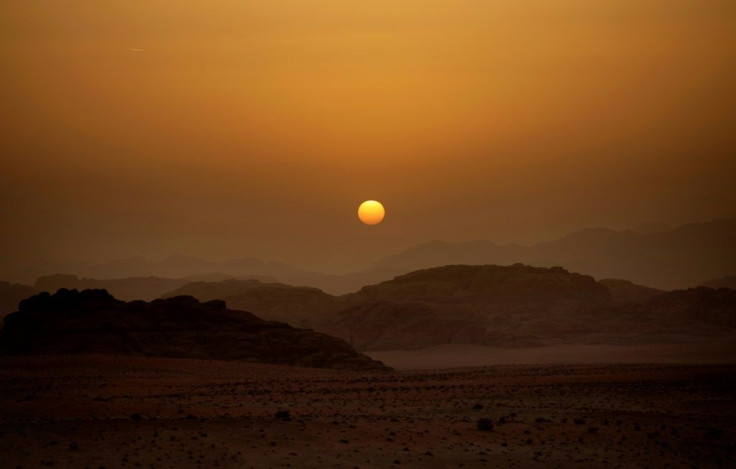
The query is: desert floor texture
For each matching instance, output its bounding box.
[1,355,734,468]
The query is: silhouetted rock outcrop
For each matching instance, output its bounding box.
[0,289,388,371]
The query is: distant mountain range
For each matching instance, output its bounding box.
[0,289,388,370]
[6,218,734,294]
[370,218,736,291]
[166,264,736,351]
[328,265,736,350]
[2,263,734,353]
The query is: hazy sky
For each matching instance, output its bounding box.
[1,1,735,274]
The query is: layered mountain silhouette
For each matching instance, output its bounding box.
[9,218,734,294]
[325,265,616,349]
[372,218,736,291]
[167,264,736,351]
[0,289,388,370]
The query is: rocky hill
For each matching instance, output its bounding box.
[326,265,736,350]
[348,264,612,313]
[0,289,388,371]
[322,265,611,349]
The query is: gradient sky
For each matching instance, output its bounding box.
[1,1,735,275]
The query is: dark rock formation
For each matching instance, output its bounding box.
[0,289,388,371]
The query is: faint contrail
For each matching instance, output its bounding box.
[127,48,147,52]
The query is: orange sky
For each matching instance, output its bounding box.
[1,1,735,274]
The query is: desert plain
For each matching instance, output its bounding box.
[1,352,734,469]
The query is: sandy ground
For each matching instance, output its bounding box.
[366,341,736,370]
[1,355,734,468]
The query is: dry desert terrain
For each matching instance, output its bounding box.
[1,354,734,468]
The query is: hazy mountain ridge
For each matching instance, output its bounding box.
[350,264,611,307]
[8,218,734,294]
[166,264,736,351]
[0,288,388,371]
[372,218,736,291]
[326,265,615,350]
[326,266,736,350]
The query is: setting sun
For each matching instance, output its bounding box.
[358,200,385,225]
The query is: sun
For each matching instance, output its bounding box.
[358,200,385,225]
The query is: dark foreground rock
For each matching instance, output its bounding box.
[0,289,388,371]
